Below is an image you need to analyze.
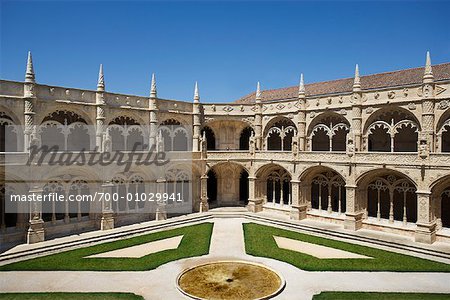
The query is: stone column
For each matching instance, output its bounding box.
[415,190,436,244]
[155,177,167,220]
[100,181,114,230]
[247,176,263,212]
[344,185,364,231]
[149,74,158,150]
[199,174,209,212]
[290,179,307,220]
[24,51,36,152]
[422,51,435,151]
[96,64,106,151]
[27,186,45,244]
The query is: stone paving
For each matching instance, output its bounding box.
[1,218,450,300]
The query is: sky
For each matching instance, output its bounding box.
[1,1,449,103]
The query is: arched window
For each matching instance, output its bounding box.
[42,178,91,223]
[239,127,254,150]
[159,119,189,151]
[441,188,450,228]
[112,174,147,212]
[309,114,350,152]
[365,109,419,152]
[265,118,296,151]
[165,169,191,205]
[0,113,19,152]
[40,111,91,151]
[207,169,217,204]
[311,171,346,214]
[108,116,144,151]
[266,169,291,206]
[201,126,216,150]
[438,119,450,153]
[367,175,417,224]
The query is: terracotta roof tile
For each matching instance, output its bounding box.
[235,63,450,104]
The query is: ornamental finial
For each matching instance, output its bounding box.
[25,51,35,83]
[97,64,105,91]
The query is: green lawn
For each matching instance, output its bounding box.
[313,292,450,299]
[0,223,213,271]
[0,293,143,300]
[243,223,450,272]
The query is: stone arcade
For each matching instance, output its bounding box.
[1,52,450,246]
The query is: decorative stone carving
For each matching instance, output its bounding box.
[310,112,316,118]
[339,109,347,115]
[223,106,234,112]
[366,107,374,114]
[408,102,416,110]
[387,91,396,99]
[437,100,449,110]
[403,88,409,97]
[374,92,380,100]
[435,85,446,95]
[276,103,285,110]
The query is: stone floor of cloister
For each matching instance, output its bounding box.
[1,209,450,300]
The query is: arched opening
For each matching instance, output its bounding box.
[310,170,346,214]
[442,189,450,228]
[311,127,328,151]
[207,169,217,206]
[41,111,90,152]
[201,126,216,150]
[365,108,419,152]
[365,174,417,224]
[394,123,418,152]
[0,183,18,228]
[309,113,350,152]
[239,127,254,150]
[368,125,390,152]
[438,119,450,153]
[159,119,189,151]
[109,116,143,151]
[239,170,249,205]
[208,163,248,206]
[265,118,296,151]
[255,164,291,206]
[0,113,19,152]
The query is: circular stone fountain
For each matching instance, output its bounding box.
[177,261,285,300]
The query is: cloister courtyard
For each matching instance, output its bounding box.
[0,209,450,299]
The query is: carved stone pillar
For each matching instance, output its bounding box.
[290,179,307,220]
[415,190,436,244]
[96,105,105,151]
[199,174,209,212]
[27,186,45,244]
[247,176,262,212]
[344,185,364,231]
[155,177,167,220]
[100,181,114,230]
[351,104,362,151]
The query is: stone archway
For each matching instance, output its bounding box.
[255,163,292,207]
[208,162,249,207]
[356,169,417,225]
[298,166,346,215]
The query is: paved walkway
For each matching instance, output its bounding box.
[1,218,450,300]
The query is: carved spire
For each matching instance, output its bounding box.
[353,64,361,92]
[255,81,262,103]
[194,81,200,103]
[423,51,434,83]
[298,73,305,97]
[97,64,105,91]
[25,51,35,83]
[150,73,157,98]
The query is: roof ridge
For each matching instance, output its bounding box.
[236,62,450,102]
